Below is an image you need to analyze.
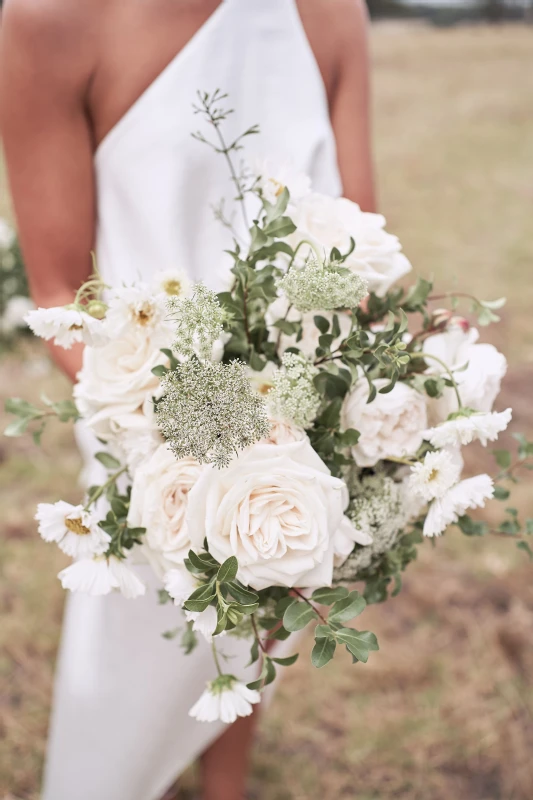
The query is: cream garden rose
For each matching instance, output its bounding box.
[74,325,169,438]
[342,378,428,467]
[288,193,412,297]
[128,445,204,570]
[187,440,368,591]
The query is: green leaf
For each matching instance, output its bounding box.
[180,623,198,655]
[4,417,30,437]
[271,654,299,667]
[328,591,367,624]
[158,589,172,605]
[494,449,512,470]
[493,485,510,501]
[283,601,316,632]
[162,628,180,640]
[311,586,349,604]
[183,583,216,613]
[275,596,297,619]
[517,541,533,560]
[313,315,330,335]
[216,556,239,584]
[227,581,259,605]
[311,636,336,668]
[336,629,379,663]
[337,428,360,447]
[94,452,122,471]
[314,624,334,639]
[404,277,432,309]
[264,216,296,238]
[151,364,169,378]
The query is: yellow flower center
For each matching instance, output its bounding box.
[427,468,439,483]
[162,278,183,296]
[257,381,273,396]
[64,517,91,536]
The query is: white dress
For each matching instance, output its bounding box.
[42,2,342,798]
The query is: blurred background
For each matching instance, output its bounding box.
[1,3,533,799]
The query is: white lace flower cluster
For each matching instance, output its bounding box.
[157,359,270,468]
[334,474,412,579]
[277,258,368,313]
[267,352,321,428]
[167,283,226,361]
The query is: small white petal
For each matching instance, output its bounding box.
[185,605,219,642]
[163,568,197,607]
[409,450,462,503]
[425,409,512,449]
[423,474,494,537]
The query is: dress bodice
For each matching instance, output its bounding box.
[94,0,342,291]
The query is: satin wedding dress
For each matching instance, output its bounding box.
[43,2,342,798]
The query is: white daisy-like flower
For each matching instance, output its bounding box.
[151,268,192,299]
[163,567,198,607]
[185,605,219,642]
[35,501,110,559]
[104,284,171,337]
[58,556,146,598]
[189,676,261,724]
[25,306,108,349]
[423,474,494,537]
[409,450,462,503]
[424,408,512,449]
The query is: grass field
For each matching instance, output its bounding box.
[1,22,533,800]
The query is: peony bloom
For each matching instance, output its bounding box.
[58,556,146,598]
[423,474,494,537]
[35,501,110,559]
[341,378,428,468]
[424,408,512,449]
[187,440,367,591]
[423,326,507,423]
[128,445,204,569]
[185,606,219,642]
[409,450,462,503]
[74,324,169,438]
[189,676,261,724]
[25,306,108,349]
[287,193,412,296]
[163,567,198,607]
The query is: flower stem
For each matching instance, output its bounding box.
[409,351,464,409]
[84,466,128,511]
[292,588,328,625]
[211,639,223,677]
[385,455,417,467]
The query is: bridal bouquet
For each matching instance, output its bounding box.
[6,92,532,724]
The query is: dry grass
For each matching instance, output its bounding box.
[1,22,533,800]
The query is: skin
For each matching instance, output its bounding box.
[0,2,375,798]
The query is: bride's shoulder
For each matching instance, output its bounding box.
[1,0,107,78]
[1,0,107,46]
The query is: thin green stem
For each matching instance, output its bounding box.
[385,455,417,467]
[292,588,328,625]
[286,239,324,270]
[409,352,463,409]
[211,639,223,677]
[85,466,128,511]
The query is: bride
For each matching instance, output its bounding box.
[0,1,375,798]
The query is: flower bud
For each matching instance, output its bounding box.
[86,300,108,320]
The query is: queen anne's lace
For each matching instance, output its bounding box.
[334,474,410,580]
[156,359,270,468]
[168,284,226,361]
[277,258,368,313]
[267,352,321,428]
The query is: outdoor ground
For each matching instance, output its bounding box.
[1,21,533,800]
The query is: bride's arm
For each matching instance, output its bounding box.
[330,0,376,211]
[0,0,97,380]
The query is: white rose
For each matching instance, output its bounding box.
[342,378,428,467]
[128,445,203,570]
[266,295,351,359]
[288,193,411,297]
[423,326,507,424]
[263,417,307,446]
[107,397,164,476]
[187,440,362,591]
[74,326,169,438]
